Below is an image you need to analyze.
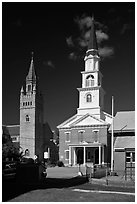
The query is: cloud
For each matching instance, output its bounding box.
[66,36,74,47]
[66,15,114,59]
[120,23,132,35]
[96,30,109,44]
[74,15,92,30]
[68,52,78,60]
[99,47,114,58]
[43,60,55,69]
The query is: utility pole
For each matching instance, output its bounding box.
[111,96,114,173]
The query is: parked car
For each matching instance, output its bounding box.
[2,161,17,180]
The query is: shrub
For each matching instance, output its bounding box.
[57,161,64,167]
[21,157,34,164]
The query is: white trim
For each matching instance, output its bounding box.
[92,129,99,133]
[6,125,20,127]
[114,148,125,150]
[69,146,71,165]
[78,130,85,133]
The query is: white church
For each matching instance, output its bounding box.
[57,17,113,166]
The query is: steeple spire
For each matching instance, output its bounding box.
[26,51,36,82]
[88,16,98,51]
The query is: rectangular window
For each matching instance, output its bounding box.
[65,150,69,160]
[132,152,135,162]
[78,130,85,142]
[92,130,99,143]
[11,136,17,142]
[126,151,135,163]
[65,132,70,142]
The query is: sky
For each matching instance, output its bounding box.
[2,2,135,130]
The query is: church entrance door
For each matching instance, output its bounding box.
[95,148,99,164]
[76,147,84,165]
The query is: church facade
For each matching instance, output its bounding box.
[57,18,112,166]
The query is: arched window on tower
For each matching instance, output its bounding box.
[25,149,30,156]
[27,84,31,92]
[26,114,30,122]
[86,94,92,102]
[86,75,94,87]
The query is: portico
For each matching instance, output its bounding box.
[68,142,105,166]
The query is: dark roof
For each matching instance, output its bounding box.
[6,125,20,136]
[87,17,98,51]
[26,58,36,81]
[109,111,135,132]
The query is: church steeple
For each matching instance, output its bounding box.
[86,16,98,57]
[88,16,98,50]
[26,52,36,82]
[84,16,100,72]
[25,52,36,93]
[77,15,105,120]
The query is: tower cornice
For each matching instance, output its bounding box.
[77,86,106,94]
[81,70,103,76]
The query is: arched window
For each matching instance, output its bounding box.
[27,84,31,92]
[86,94,92,102]
[86,75,94,87]
[25,149,30,156]
[26,114,30,122]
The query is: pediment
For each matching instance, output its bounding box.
[70,114,107,127]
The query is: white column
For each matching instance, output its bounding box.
[74,147,76,166]
[83,146,86,166]
[48,148,50,159]
[99,145,101,165]
[69,146,71,165]
[102,145,104,164]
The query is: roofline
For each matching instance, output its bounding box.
[57,114,78,128]
[58,124,109,130]
[103,111,113,118]
[6,125,20,127]
[109,129,135,133]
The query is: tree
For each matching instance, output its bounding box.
[2,126,21,161]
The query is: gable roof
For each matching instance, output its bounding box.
[71,113,108,127]
[109,111,135,132]
[57,113,108,129]
[6,125,20,136]
[57,114,82,129]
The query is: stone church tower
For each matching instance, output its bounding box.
[20,54,44,160]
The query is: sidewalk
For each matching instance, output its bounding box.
[46,166,135,188]
[89,175,135,188]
